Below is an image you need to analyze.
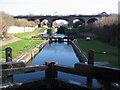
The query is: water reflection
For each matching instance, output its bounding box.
[41,34,67,38]
[29,42,78,67]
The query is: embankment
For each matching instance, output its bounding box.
[70,40,88,63]
[17,40,49,64]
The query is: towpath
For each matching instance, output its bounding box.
[0,35,21,46]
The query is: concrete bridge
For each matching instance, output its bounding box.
[14,13,108,27]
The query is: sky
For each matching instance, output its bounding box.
[0,0,119,16]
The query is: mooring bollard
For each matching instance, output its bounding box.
[87,50,94,87]
[5,47,12,62]
[88,50,94,65]
[5,47,13,85]
[45,61,58,79]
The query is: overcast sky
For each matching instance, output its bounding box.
[0,0,119,16]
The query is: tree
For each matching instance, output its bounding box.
[91,15,118,47]
[57,26,66,33]
[0,12,36,35]
[73,21,82,28]
[0,12,15,35]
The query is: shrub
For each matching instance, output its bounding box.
[15,19,35,27]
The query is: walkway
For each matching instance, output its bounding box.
[0,35,21,46]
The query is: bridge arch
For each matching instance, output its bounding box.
[87,18,98,24]
[51,18,69,27]
[40,19,49,27]
[40,18,45,22]
[28,18,35,21]
[52,18,69,23]
[73,18,85,24]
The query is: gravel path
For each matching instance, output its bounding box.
[0,35,21,46]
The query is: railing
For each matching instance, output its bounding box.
[1,60,120,89]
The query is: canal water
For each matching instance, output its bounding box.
[29,42,78,67]
[3,34,100,87]
[41,34,67,38]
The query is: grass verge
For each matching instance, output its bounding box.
[14,31,40,39]
[0,39,44,59]
[0,27,48,60]
[14,27,52,39]
[76,39,120,68]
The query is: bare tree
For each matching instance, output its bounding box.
[93,15,118,47]
[0,12,36,35]
[80,15,119,47]
[0,12,14,35]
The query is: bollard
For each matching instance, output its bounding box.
[88,50,94,65]
[45,61,58,79]
[5,47,13,85]
[87,50,94,87]
[5,47,12,62]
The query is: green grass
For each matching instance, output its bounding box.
[39,27,52,33]
[14,27,52,39]
[0,28,47,60]
[14,32,40,39]
[0,27,50,62]
[76,39,120,68]
[0,39,44,59]
[0,61,5,63]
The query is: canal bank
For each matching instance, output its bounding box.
[16,40,49,64]
[70,40,88,63]
[16,39,88,65]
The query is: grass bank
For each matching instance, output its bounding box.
[0,39,44,59]
[0,27,49,61]
[76,39,119,68]
[14,27,52,39]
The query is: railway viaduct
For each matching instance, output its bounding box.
[14,13,108,27]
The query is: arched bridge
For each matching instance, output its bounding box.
[14,14,108,27]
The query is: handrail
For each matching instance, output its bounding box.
[55,63,120,83]
[1,61,120,83]
[0,61,25,69]
[1,65,47,77]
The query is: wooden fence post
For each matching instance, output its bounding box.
[45,61,58,79]
[87,50,94,87]
[5,47,12,62]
